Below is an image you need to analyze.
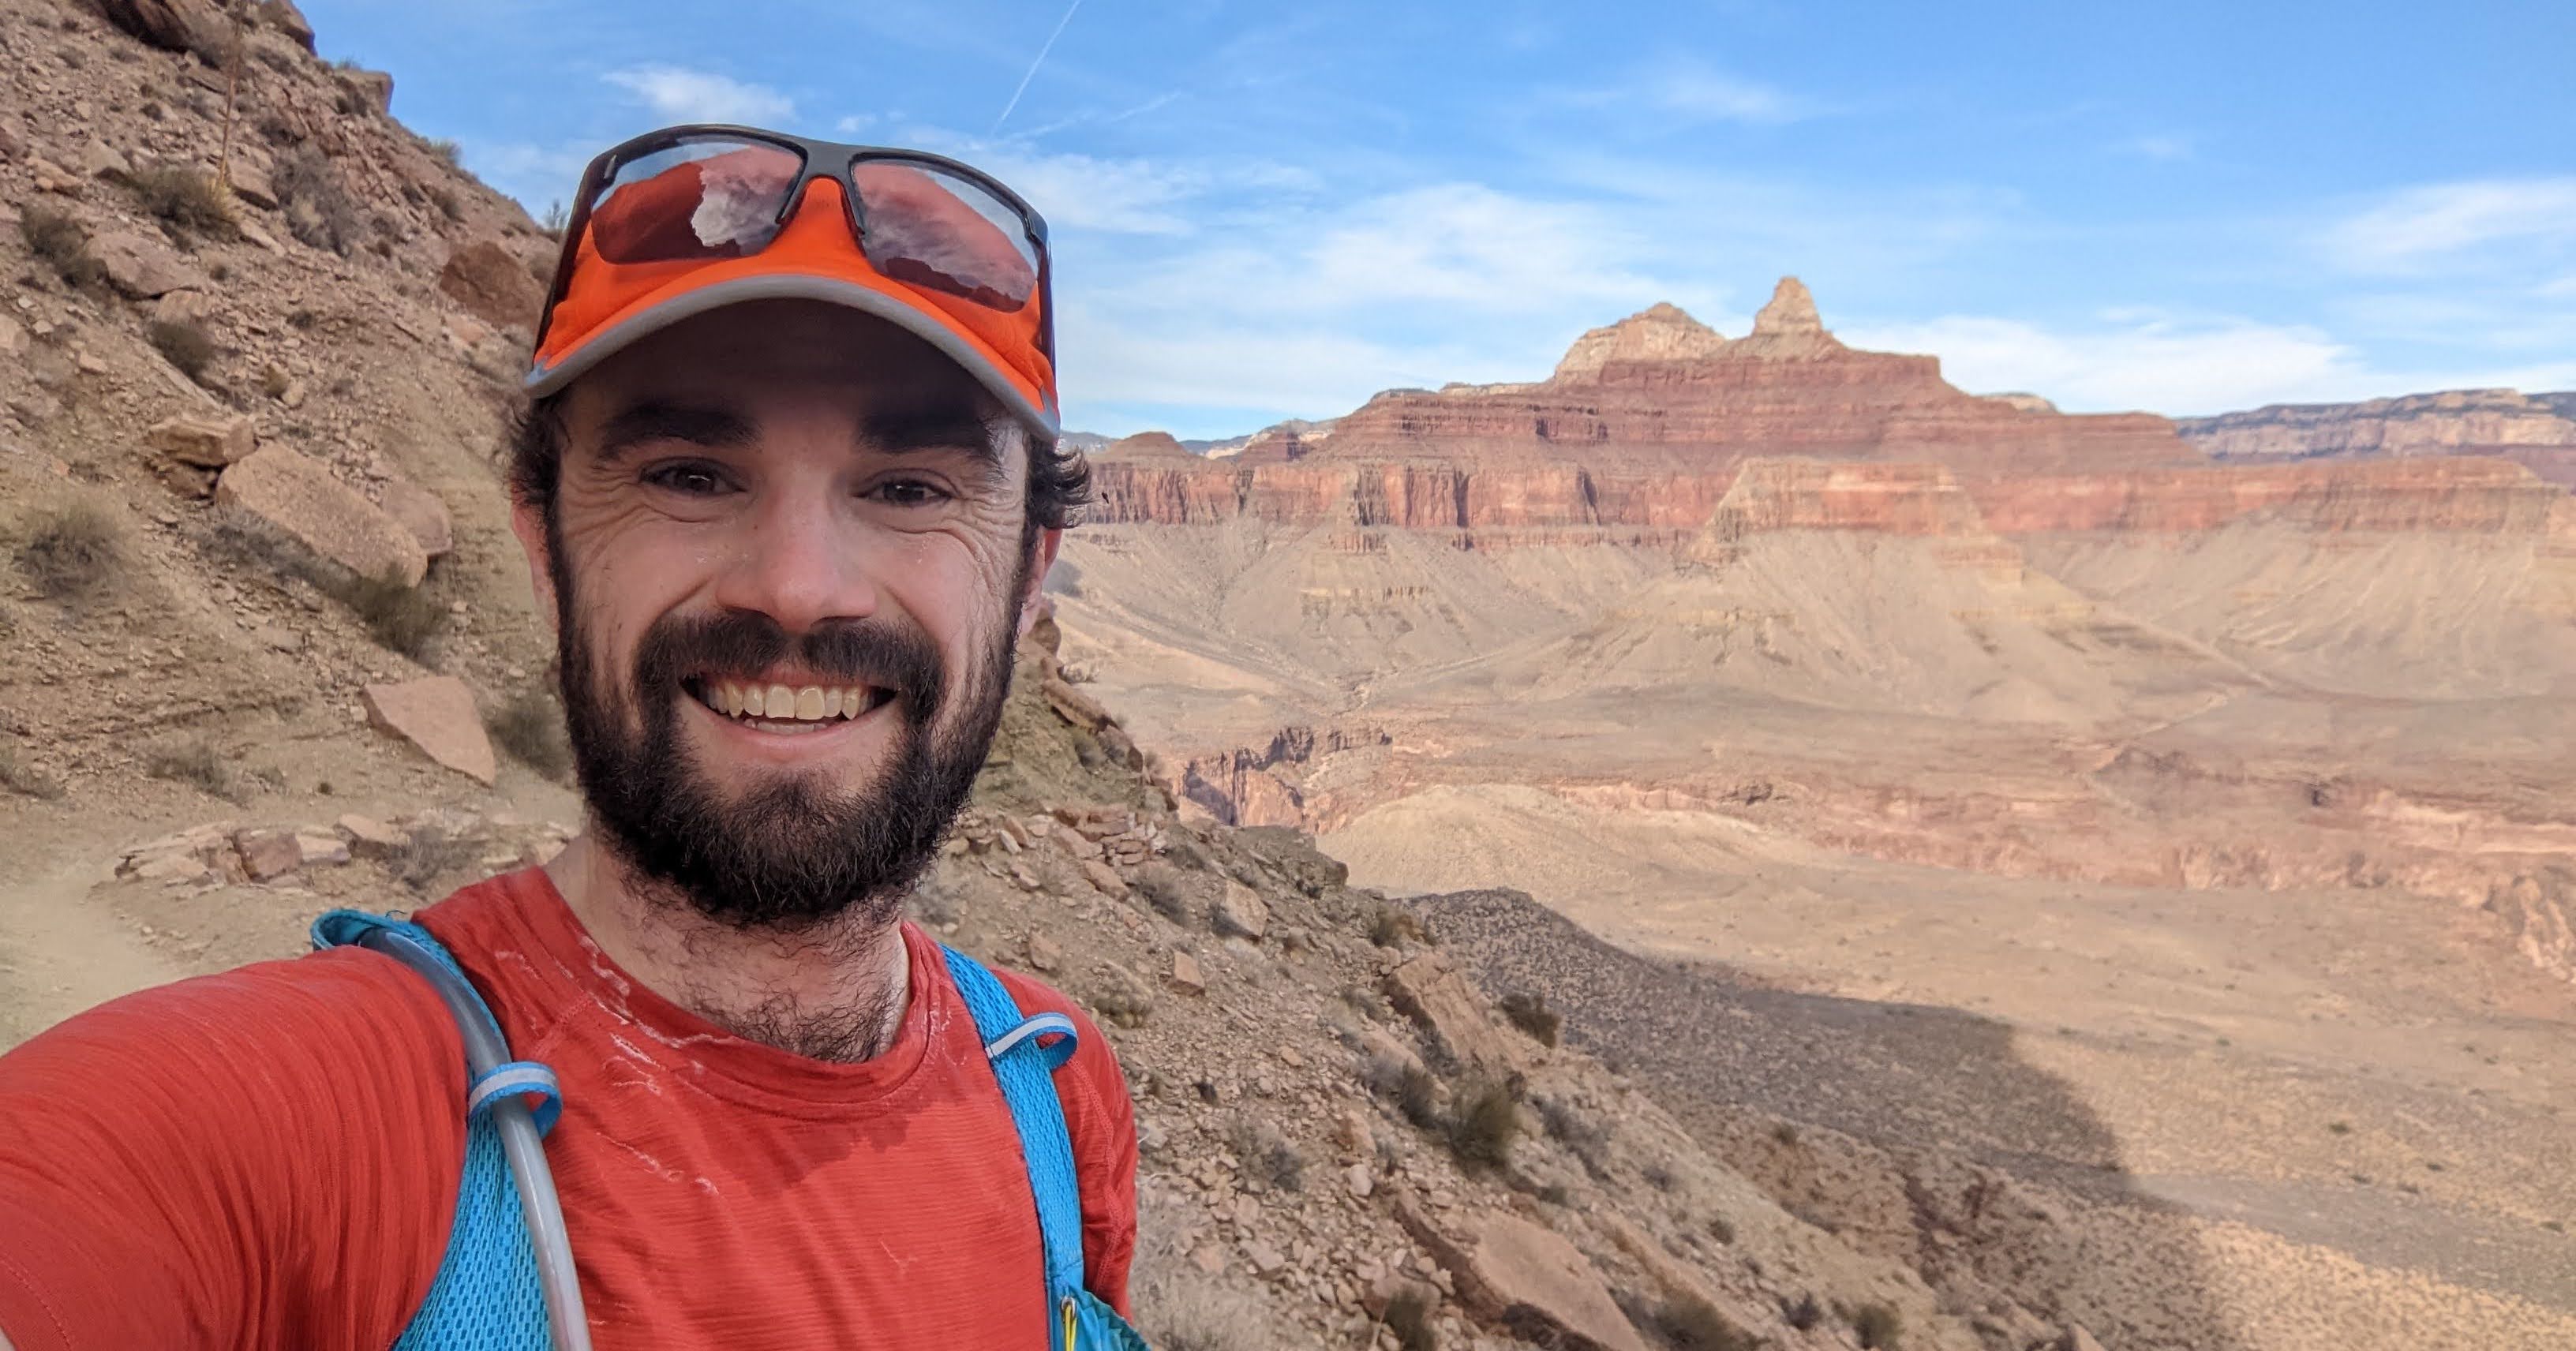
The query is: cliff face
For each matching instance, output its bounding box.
[1087,279,2204,538]
[2176,388,2576,467]
[1971,456,2574,535]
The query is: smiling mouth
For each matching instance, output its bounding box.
[687,676,897,731]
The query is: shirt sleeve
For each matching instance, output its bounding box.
[996,970,1140,1316]
[0,951,465,1350]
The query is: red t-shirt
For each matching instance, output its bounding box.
[0,867,1136,1349]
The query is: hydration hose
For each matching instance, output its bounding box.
[363,928,595,1351]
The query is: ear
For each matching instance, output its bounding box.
[1016,526,1063,638]
[511,494,560,631]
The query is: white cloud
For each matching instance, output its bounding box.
[833,113,879,137]
[1844,314,2365,414]
[1648,65,1803,124]
[466,140,594,213]
[2326,177,2576,273]
[2114,133,2194,162]
[603,65,796,125]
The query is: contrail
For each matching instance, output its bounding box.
[992,0,1084,135]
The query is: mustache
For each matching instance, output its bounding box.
[633,608,948,726]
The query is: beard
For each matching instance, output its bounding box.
[550,544,1025,933]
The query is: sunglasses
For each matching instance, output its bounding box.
[532,125,1055,363]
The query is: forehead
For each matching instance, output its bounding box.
[564,298,1005,439]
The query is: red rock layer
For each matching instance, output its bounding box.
[1968,457,2568,535]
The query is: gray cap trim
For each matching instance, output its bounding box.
[522,272,1059,440]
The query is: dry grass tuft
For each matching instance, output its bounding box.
[1228,1115,1306,1192]
[275,144,359,254]
[1447,1076,1522,1172]
[0,745,65,801]
[1534,1095,1612,1178]
[1362,1048,1442,1129]
[148,318,219,384]
[145,739,242,803]
[15,500,126,603]
[1648,1297,1761,1351]
[391,822,485,895]
[1368,901,1428,948]
[129,163,235,241]
[486,683,574,780]
[339,567,444,660]
[1499,990,1561,1046]
[1381,1287,1438,1351]
[19,204,104,290]
[1848,1301,1903,1349]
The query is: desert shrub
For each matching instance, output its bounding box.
[1088,970,1154,1028]
[1642,1161,1677,1192]
[539,199,568,236]
[275,144,358,254]
[19,205,103,290]
[339,566,443,659]
[907,875,960,926]
[148,318,219,384]
[1499,990,1560,1046]
[392,823,483,895]
[1142,1278,1268,1351]
[1361,1048,1441,1129]
[146,739,240,803]
[427,184,462,222]
[1382,1286,1436,1351]
[1705,1212,1735,1245]
[1447,1076,1520,1172]
[1781,1293,1822,1331]
[1649,1297,1760,1351]
[1368,901,1427,949]
[1848,1301,1902,1349]
[129,163,234,241]
[1771,1122,1800,1147]
[1228,1115,1305,1192]
[0,745,64,800]
[486,685,573,780]
[425,137,462,168]
[1135,865,1200,926]
[15,501,125,602]
[260,365,292,399]
[1533,1095,1612,1178]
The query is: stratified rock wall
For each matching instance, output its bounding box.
[2177,389,2576,461]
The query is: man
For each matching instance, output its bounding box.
[0,127,1136,1348]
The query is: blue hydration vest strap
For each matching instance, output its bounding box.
[312,908,569,1351]
[938,945,1153,1351]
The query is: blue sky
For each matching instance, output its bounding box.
[306,0,2574,439]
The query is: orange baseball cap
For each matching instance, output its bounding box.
[526,129,1059,439]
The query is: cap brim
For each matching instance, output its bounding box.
[523,272,1061,441]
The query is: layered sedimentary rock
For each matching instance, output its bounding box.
[1084,279,2202,540]
[1971,456,2572,535]
[2177,388,2576,461]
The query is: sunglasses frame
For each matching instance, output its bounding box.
[531,123,1055,364]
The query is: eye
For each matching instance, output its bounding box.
[869,479,953,508]
[641,461,734,496]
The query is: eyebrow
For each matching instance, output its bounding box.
[593,402,759,466]
[859,406,1007,468]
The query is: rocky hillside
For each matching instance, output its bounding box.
[0,5,2163,1349]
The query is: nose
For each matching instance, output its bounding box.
[710,481,880,634]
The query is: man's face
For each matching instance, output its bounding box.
[516,299,1058,930]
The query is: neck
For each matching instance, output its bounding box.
[541,833,913,1063]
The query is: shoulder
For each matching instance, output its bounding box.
[927,932,1134,1131]
[2,945,461,1098]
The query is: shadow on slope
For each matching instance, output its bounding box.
[1418,885,2255,1351]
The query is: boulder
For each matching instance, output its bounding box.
[1024,933,1061,973]
[436,240,542,331]
[0,314,23,358]
[146,412,256,468]
[363,677,497,784]
[87,0,230,54]
[1385,952,1533,1076]
[231,826,301,881]
[1167,949,1205,996]
[1213,879,1270,941]
[0,120,23,161]
[336,812,409,858]
[378,477,453,557]
[258,0,314,49]
[91,229,208,298]
[215,446,429,586]
[152,290,218,326]
[2060,1327,2109,1351]
[80,140,133,183]
[227,156,278,210]
[331,65,394,115]
[294,831,350,866]
[1397,1200,1648,1351]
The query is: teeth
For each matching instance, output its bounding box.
[703,679,878,724]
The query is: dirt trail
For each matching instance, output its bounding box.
[0,845,182,1050]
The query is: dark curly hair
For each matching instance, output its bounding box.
[504,394,1091,536]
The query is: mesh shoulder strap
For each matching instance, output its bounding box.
[312,909,564,1350]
